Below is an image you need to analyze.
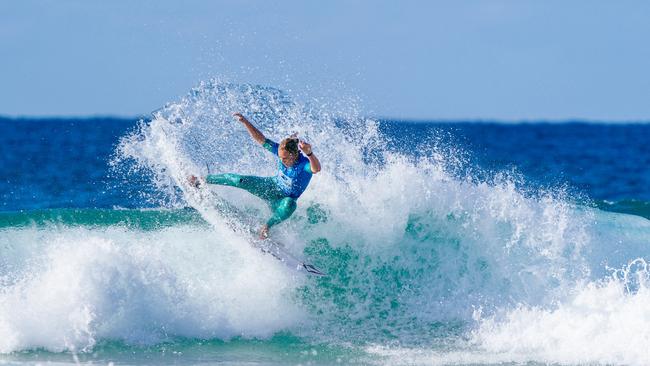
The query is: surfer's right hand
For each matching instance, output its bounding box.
[232,112,247,123]
[188,175,201,188]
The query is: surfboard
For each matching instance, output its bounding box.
[188,180,326,276]
[251,235,327,276]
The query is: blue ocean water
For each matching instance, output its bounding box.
[1,82,649,365]
[2,117,648,216]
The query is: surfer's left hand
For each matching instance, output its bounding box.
[299,141,312,155]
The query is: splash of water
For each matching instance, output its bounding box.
[111,80,601,342]
[1,80,649,364]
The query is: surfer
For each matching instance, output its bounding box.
[188,112,321,239]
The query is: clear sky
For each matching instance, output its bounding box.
[2,0,650,120]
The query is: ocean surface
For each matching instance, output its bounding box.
[1,82,649,365]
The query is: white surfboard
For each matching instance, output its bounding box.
[189,180,326,276]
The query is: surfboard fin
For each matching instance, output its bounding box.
[302,263,326,276]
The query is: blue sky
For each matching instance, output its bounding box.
[1,0,649,120]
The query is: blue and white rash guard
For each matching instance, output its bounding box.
[263,139,313,199]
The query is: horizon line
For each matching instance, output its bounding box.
[1,114,650,125]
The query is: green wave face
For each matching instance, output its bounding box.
[595,199,650,220]
[0,208,208,230]
[0,334,371,366]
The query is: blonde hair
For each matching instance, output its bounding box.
[279,137,299,155]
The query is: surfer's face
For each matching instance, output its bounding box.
[278,147,298,167]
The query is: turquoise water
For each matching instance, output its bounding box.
[1,82,650,365]
[1,334,365,365]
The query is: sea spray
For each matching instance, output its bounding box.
[0,81,648,365]
[113,81,601,342]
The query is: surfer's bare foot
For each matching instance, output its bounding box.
[188,175,201,188]
[259,225,269,239]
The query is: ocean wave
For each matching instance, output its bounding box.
[0,225,304,353]
[1,81,649,365]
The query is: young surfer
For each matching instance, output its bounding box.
[188,112,321,239]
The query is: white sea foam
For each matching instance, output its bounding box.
[0,225,304,352]
[471,258,650,365]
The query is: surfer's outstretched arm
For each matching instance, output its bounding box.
[233,113,266,144]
